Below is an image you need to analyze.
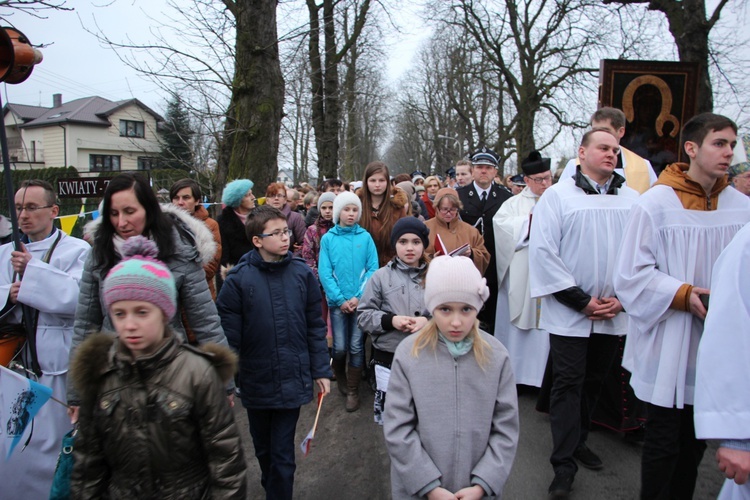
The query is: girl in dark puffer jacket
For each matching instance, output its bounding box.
[69,237,247,499]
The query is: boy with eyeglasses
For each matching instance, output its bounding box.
[318,191,378,412]
[217,205,331,500]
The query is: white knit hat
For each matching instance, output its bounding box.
[332,191,362,224]
[424,255,489,313]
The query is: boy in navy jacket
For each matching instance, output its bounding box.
[217,205,331,500]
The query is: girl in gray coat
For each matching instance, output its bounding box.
[357,217,430,425]
[384,255,519,499]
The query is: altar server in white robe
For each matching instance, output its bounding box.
[530,129,639,498]
[493,150,553,387]
[614,113,750,500]
[695,221,750,500]
[0,180,90,499]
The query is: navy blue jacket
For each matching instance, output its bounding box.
[216,249,331,409]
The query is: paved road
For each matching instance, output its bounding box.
[235,382,726,499]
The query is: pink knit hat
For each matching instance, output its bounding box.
[424,255,489,312]
[103,236,177,319]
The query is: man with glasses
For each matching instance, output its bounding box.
[0,179,90,498]
[559,107,657,194]
[529,130,639,499]
[457,147,512,334]
[493,151,553,389]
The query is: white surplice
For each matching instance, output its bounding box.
[0,228,90,499]
[529,177,639,337]
[614,185,750,409]
[493,186,548,386]
[694,221,750,500]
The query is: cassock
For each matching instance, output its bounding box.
[613,185,750,408]
[560,146,657,194]
[529,178,638,337]
[0,228,90,499]
[493,186,548,387]
[695,221,750,500]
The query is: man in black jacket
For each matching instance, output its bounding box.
[457,147,512,334]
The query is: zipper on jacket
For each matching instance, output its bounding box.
[706,194,712,211]
[453,357,460,482]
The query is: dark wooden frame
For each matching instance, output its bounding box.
[599,60,700,164]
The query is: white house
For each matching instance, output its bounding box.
[3,93,164,172]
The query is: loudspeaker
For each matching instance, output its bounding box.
[0,27,43,84]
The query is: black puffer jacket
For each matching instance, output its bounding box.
[69,333,247,499]
[217,205,252,270]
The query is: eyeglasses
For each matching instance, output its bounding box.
[438,207,458,214]
[15,205,54,213]
[526,175,553,185]
[258,229,292,239]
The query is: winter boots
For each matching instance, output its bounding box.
[346,365,362,412]
[332,357,347,396]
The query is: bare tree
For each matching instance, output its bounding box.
[280,43,315,185]
[306,0,371,180]
[602,0,733,113]
[338,9,389,181]
[447,0,619,160]
[0,0,71,21]
[217,0,284,191]
[83,0,284,194]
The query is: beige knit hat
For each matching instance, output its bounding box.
[424,255,489,312]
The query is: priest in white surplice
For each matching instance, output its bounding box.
[493,150,553,387]
[695,221,750,500]
[0,180,90,499]
[530,129,639,498]
[614,113,750,500]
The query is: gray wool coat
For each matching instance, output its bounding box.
[357,258,428,354]
[68,205,229,404]
[383,331,519,499]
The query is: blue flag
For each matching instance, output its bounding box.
[0,365,53,459]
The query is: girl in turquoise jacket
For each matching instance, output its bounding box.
[318,191,378,412]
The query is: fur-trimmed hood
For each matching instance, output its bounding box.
[83,203,217,264]
[70,332,238,405]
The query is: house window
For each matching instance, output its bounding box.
[138,157,160,170]
[119,120,145,138]
[90,155,121,172]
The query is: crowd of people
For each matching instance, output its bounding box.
[1,108,750,500]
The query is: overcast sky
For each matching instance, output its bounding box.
[0,0,426,115]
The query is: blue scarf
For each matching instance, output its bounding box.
[438,332,474,358]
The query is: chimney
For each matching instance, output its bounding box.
[52,93,62,108]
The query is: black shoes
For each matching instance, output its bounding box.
[548,471,574,499]
[573,443,603,470]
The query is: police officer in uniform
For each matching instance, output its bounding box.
[457,147,512,333]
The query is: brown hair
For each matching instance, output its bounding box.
[591,107,626,130]
[580,127,619,148]
[245,205,287,247]
[682,112,737,151]
[360,161,398,251]
[19,179,56,206]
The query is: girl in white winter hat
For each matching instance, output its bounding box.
[383,255,520,499]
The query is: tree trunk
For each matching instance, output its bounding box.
[658,0,714,113]
[218,0,284,191]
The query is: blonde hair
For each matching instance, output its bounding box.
[410,316,492,369]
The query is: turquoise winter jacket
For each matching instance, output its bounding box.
[318,223,379,307]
